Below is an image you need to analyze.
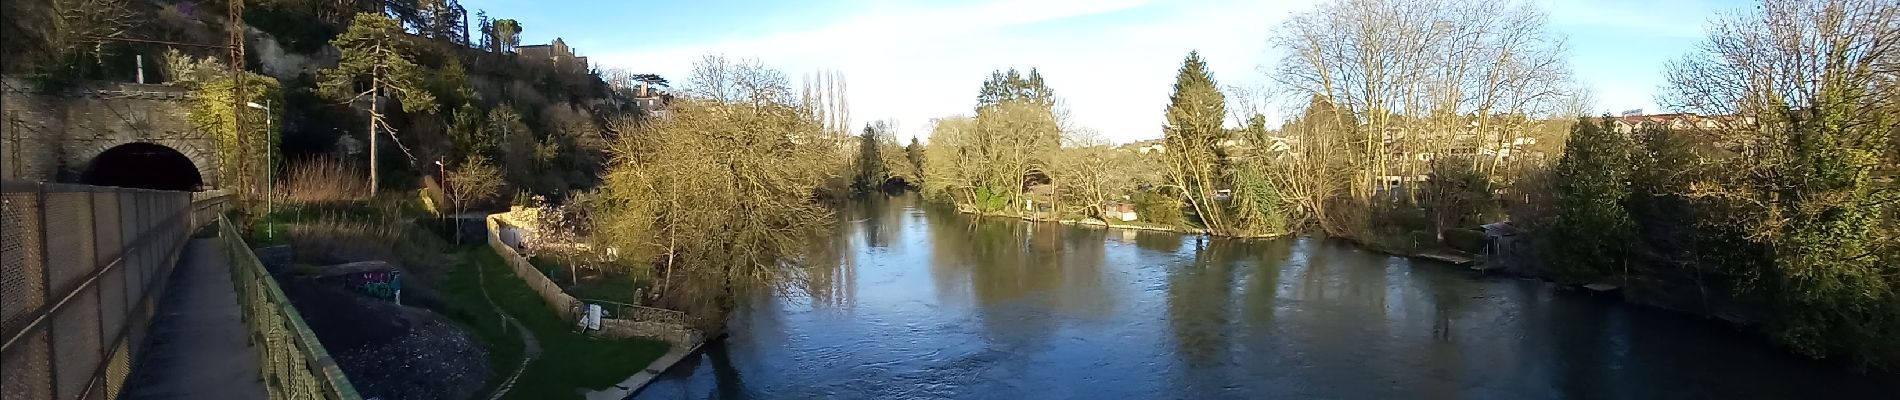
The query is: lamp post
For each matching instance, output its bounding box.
[436,159,457,243]
[246,100,271,239]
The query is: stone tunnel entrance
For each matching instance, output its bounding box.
[82,142,204,191]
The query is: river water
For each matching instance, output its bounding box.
[634,195,1898,399]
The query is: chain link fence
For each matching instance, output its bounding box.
[1,181,226,400]
[217,216,361,400]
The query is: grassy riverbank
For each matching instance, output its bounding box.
[458,248,669,400]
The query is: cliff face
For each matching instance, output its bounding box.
[248,27,339,82]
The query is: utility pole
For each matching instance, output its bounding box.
[229,0,248,199]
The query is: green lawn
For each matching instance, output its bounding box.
[464,248,670,400]
[435,247,528,398]
[530,255,646,306]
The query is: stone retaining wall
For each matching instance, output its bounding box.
[483,213,700,347]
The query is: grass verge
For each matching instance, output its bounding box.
[464,248,670,400]
[438,248,527,398]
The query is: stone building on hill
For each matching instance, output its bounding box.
[516,38,589,69]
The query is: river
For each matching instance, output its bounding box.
[633,195,1898,399]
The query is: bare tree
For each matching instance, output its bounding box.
[1051,128,1148,220]
[442,154,500,244]
[1272,0,1576,203]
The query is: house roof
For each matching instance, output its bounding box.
[1482,222,1522,236]
[1610,113,1751,129]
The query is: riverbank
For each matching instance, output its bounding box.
[952,204,1294,239]
[633,196,1900,399]
[583,341,706,400]
[950,205,1487,261]
[935,198,1860,370]
[457,248,671,399]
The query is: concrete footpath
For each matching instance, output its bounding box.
[123,238,267,399]
[583,341,704,400]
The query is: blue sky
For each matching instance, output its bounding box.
[461,0,1750,143]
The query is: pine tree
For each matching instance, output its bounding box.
[475,11,493,51]
[318,13,439,193]
[493,19,522,53]
[905,136,925,185]
[1162,51,1232,234]
[854,123,888,192]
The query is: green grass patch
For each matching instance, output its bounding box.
[465,248,669,400]
[531,255,648,305]
[436,249,526,398]
[566,275,642,305]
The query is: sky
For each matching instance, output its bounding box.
[460,0,1751,143]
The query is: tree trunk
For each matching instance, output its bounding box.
[369,76,380,193]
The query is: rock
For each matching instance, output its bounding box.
[280,281,489,400]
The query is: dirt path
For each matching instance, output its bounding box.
[477,258,542,400]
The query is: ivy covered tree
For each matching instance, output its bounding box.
[319,12,439,193]
[1545,117,1636,282]
[1662,0,1898,365]
[1161,51,1233,234]
[853,122,889,192]
[1229,113,1289,235]
[189,71,282,205]
[905,136,925,186]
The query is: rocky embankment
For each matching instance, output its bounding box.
[279,277,490,400]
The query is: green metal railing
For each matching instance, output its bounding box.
[217,216,362,400]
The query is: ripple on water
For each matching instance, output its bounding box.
[635,198,1900,400]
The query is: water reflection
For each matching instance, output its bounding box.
[634,195,1900,400]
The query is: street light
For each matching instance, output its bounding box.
[435,159,458,243]
[247,101,272,239]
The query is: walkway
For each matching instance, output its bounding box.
[123,238,267,399]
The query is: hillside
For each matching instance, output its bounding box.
[3,0,653,200]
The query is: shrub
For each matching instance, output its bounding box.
[1443,228,1486,253]
[279,157,367,205]
[1132,190,1185,227]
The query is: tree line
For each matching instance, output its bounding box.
[898,0,1896,368]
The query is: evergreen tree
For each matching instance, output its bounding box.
[1025,68,1051,105]
[1546,117,1636,282]
[475,11,492,51]
[493,19,522,53]
[319,13,439,193]
[1161,51,1233,234]
[854,123,888,192]
[1230,113,1288,235]
[905,136,925,186]
[448,103,491,161]
[976,67,1053,110]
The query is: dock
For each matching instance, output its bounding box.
[1414,251,1474,265]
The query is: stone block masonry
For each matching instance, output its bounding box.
[1,77,220,187]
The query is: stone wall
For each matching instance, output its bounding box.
[485,212,702,348]
[1,77,218,186]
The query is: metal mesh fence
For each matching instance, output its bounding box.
[219,217,362,400]
[0,182,226,400]
[1,331,51,400]
[2,191,45,335]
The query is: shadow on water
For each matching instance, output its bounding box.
[634,194,1900,399]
